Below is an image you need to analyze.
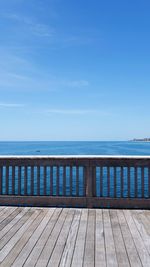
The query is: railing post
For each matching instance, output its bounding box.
[85,160,94,208]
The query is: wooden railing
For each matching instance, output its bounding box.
[0,156,150,208]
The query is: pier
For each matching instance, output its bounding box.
[0,156,150,266]
[0,206,150,266]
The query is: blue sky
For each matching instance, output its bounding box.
[0,0,150,141]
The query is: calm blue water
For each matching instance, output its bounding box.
[0,141,150,155]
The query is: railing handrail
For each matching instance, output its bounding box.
[0,155,150,159]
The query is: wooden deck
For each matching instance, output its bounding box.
[0,207,150,267]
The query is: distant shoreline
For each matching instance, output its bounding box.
[131,138,150,142]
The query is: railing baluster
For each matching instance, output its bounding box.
[135,167,138,198]
[141,167,145,198]
[114,167,117,198]
[31,166,34,196]
[70,166,72,196]
[6,166,9,195]
[63,166,66,196]
[24,166,27,195]
[121,166,123,198]
[0,166,2,195]
[149,167,150,198]
[50,166,53,195]
[127,167,130,198]
[56,166,59,196]
[100,167,103,197]
[107,167,110,197]
[76,166,79,196]
[83,166,86,196]
[12,166,15,195]
[92,166,96,197]
[37,166,40,196]
[43,166,47,196]
[18,166,21,195]
[85,163,93,197]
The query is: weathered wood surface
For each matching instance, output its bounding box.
[0,207,150,267]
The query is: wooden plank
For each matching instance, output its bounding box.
[0,207,9,219]
[0,206,6,212]
[12,209,53,267]
[71,209,88,267]
[47,209,75,267]
[0,208,27,240]
[0,208,31,250]
[103,209,118,267]
[24,209,61,267]
[36,208,68,267]
[0,208,21,233]
[141,211,150,234]
[0,208,39,263]
[124,210,150,266]
[95,209,106,267]
[117,210,142,267]
[110,209,130,267]
[59,209,81,267]
[0,208,45,267]
[132,210,150,254]
[0,207,17,225]
[83,209,95,267]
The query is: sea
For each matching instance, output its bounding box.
[0,141,150,155]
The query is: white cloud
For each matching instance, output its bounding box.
[0,103,24,108]
[61,80,89,87]
[45,109,98,115]
[3,13,55,38]
[0,52,89,91]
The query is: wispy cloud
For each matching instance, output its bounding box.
[0,72,89,92]
[0,51,89,91]
[61,80,89,87]
[3,13,55,37]
[45,109,99,115]
[0,103,24,108]
[2,12,100,45]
